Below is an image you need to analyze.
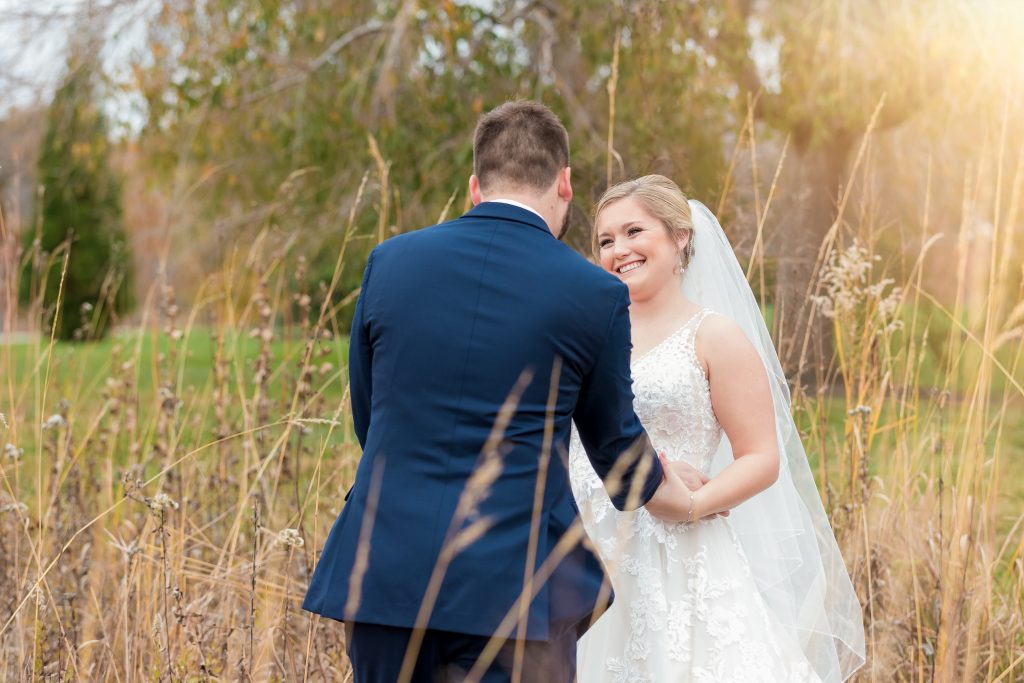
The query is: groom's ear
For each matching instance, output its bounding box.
[557,166,573,203]
[469,175,484,206]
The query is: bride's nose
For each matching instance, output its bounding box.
[613,240,631,259]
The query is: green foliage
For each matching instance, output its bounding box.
[20,55,134,341]
[132,1,748,326]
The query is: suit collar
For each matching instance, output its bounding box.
[463,201,554,237]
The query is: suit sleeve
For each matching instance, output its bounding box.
[349,251,375,449]
[573,287,663,510]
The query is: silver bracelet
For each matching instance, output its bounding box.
[686,493,696,523]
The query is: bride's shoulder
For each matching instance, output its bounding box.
[694,312,758,366]
[695,310,742,339]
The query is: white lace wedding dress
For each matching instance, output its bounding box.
[569,309,821,683]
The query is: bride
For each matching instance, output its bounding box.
[569,175,865,682]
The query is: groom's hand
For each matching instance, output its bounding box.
[647,453,730,521]
[642,457,698,522]
[659,453,709,491]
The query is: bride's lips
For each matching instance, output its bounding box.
[616,259,646,276]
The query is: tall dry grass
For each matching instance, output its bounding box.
[1,105,1022,682]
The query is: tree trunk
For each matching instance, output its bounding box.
[773,134,853,381]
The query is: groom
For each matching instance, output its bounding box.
[303,100,700,681]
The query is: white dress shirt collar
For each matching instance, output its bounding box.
[488,198,545,222]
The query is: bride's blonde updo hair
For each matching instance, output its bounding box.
[593,174,695,269]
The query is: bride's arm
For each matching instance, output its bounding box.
[689,315,780,519]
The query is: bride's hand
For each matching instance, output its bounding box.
[643,459,696,522]
[657,453,730,519]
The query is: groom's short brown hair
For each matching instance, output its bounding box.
[473,100,569,194]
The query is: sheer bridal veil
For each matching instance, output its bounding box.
[683,200,866,681]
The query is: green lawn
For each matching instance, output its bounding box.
[3,326,350,399]
[1,327,353,474]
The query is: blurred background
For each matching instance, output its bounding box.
[0,1,1021,681]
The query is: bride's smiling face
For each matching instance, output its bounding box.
[596,196,686,301]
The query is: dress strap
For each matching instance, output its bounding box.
[682,308,716,373]
[683,308,715,337]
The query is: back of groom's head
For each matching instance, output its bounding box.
[473,100,569,196]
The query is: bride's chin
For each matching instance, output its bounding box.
[625,284,650,301]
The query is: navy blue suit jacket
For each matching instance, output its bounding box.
[302,202,663,640]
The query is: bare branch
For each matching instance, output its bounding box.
[235,21,389,108]
[528,8,606,152]
[370,0,418,122]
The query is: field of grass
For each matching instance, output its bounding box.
[1,274,367,681]
[1,121,1022,683]
[1,264,1021,681]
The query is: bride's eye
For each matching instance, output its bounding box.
[599,239,612,248]
[627,226,644,236]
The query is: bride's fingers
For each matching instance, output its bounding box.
[667,456,711,487]
[664,461,700,490]
[663,465,690,495]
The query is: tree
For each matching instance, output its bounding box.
[20,51,134,341]
[132,1,739,326]
[698,0,955,371]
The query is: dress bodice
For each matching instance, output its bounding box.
[570,309,722,507]
[629,308,722,474]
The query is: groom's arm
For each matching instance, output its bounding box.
[574,287,663,511]
[349,252,375,449]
